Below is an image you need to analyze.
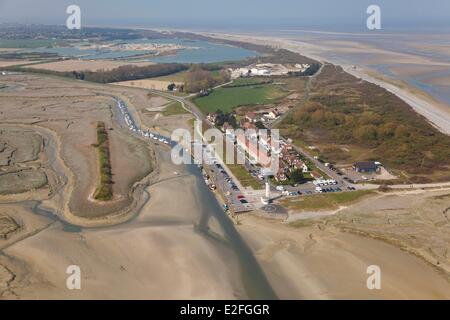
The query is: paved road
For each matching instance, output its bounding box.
[287,141,348,187]
[147,90,204,120]
[201,147,253,213]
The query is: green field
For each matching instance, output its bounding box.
[193,84,287,113]
[225,77,271,87]
[150,70,189,83]
[93,122,113,201]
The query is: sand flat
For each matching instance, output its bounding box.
[0,149,247,299]
[236,213,450,299]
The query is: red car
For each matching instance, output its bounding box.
[237,195,245,200]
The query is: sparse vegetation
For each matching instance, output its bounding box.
[183,65,230,93]
[10,63,189,84]
[93,122,113,201]
[280,64,450,181]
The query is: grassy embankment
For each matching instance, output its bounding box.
[283,190,374,215]
[93,122,113,201]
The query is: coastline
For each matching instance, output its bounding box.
[200,32,450,135]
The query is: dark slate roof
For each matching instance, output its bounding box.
[354,161,378,170]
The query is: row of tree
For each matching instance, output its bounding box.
[68,63,189,83]
[183,66,231,93]
[213,109,237,128]
[10,63,189,84]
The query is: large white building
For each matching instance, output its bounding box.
[230,63,311,79]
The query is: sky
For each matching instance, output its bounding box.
[1,0,450,31]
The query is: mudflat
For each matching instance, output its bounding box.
[0,149,247,299]
[237,195,450,300]
[0,73,156,222]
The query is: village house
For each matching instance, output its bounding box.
[279,147,290,160]
[267,108,281,119]
[245,112,258,123]
[286,154,298,166]
[275,167,289,182]
[353,161,380,173]
[283,143,294,151]
[236,132,272,168]
[241,121,257,131]
[222,122,232,133]
[294,160,309,173]
[311,171,323,180]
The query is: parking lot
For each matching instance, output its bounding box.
[116,98,176,147]
[199,143,254,213]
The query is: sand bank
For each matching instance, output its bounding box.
[237,212,450,299]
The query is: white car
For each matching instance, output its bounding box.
[276,186,285,191]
